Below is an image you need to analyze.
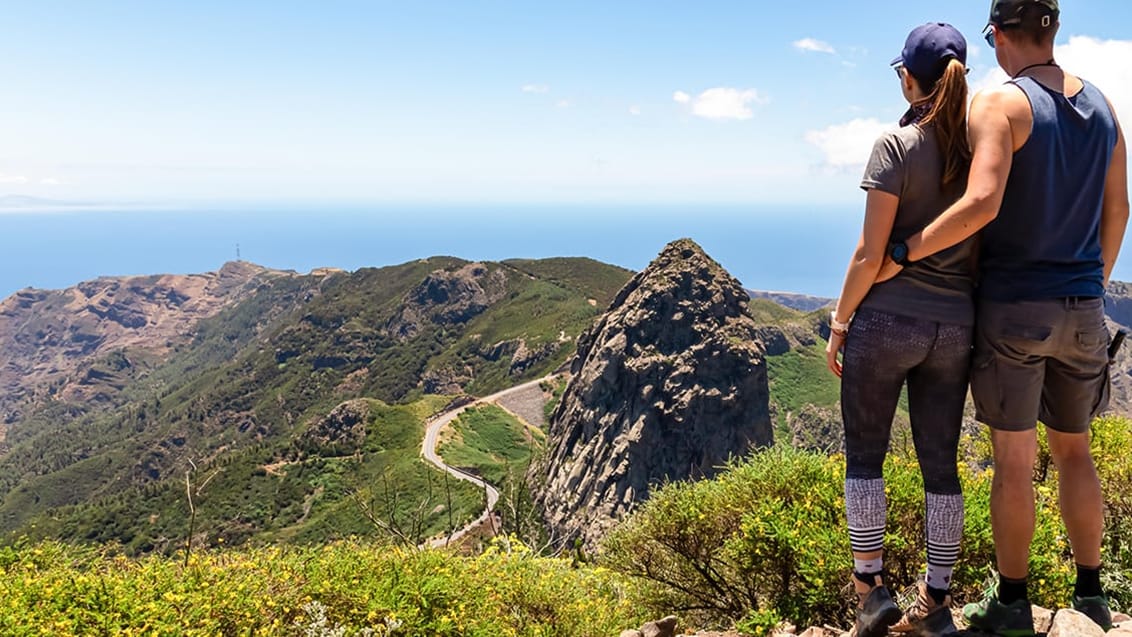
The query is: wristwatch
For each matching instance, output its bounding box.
[889,240,911,266]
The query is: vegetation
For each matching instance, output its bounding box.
[0,257,629,547]
[747,298,804,324]
[765,343,841,430]
[0,537,650,636]
[603,416,1132,630]
[540,376,568,422]
[436,404,543,487]
[16,397,487,555]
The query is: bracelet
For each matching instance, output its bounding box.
[830,311,851,335]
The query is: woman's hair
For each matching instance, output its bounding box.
[913,58,971,186]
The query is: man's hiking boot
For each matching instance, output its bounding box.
[851,575,902,637]
[1073,594,1113,631]
[962,590,1035,637]
[891,580,957,636]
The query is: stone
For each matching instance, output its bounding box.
[1032,605,1054,634]
[1047,608,1106,637]
[1107,627,1132,636]
[619,631,643,637]
[1114,612,1132,624]
[640,615,679,637]
[528,239,773,552]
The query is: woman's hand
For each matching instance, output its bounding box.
[875,256,904,283]
[826,330,846,378]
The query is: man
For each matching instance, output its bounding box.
[881,0,1129,634]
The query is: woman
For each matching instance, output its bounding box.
[825,23,974,637]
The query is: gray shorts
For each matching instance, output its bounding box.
[971,297,1110,433]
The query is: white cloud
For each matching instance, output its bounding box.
[521,84,550,94]
[1057,36,1132,130]
[40,178,62,185]
[555,99,571,109]
[804,118,891,169]
[674,87,768,121]
[0,174,28,184]
[629,105,641,116]
[973,36,1132,125]
[794,38,836,55]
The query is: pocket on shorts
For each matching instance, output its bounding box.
[995,322,1052,359]
[1000,322,1052,342]
[1076,327,1108,350]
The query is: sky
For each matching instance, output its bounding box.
[1,1,1130,206]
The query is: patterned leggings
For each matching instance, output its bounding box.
[841,308,971,579]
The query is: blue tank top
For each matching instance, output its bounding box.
[978,76,1118,302]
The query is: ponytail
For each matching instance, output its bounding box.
[918,58,970,187]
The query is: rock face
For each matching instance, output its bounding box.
[296,399,372,456]
[0,261,297,429]
[529,239,773,551]
[386,262,508,340]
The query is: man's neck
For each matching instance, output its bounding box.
[1004,48,1057,77]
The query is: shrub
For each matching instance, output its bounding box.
[603,418,1132,629]
[0,537,650,636]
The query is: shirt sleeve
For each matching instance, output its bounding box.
[859,131,905,196]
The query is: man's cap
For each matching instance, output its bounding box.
[891,23,968,82]
[988,0,1059,27]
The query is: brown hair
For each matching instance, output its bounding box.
[915,58,970,186]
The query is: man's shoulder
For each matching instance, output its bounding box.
[971,82,1033,136]
[973,82,1028,109]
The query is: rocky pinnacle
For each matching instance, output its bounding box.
[529,238,773,551]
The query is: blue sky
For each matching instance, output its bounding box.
[0,1,1130,206]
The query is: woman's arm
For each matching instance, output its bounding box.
[826,188,900,376]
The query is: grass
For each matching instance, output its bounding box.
[436,404,543,486]
[747,298,804,324]
[766,343,841,432]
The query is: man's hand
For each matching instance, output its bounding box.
[875,256,903,283]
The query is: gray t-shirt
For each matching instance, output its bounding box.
[858,124,976,326]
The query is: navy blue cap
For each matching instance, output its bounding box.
[891,23,968,82]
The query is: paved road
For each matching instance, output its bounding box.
[419,375,555,548]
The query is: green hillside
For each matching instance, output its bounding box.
[437,404,544,486]
[18,396,486,554]
[0,257,633,548]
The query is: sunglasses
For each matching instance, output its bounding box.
[983,24,996,48]
[893,64,905,79]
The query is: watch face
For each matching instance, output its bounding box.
[891,242,909,264]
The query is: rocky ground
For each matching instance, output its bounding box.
[492,381,549,428]
[620,608,1132,637]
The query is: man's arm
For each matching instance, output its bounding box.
[905,90,1016,261]
[1101,102,1129,286]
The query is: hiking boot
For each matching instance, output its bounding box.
[1073,594,1113,631]
[852,581,903,637]
[891,580,957,636]
[962,590,1035,637]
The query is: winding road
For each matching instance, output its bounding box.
[419,375,555,548]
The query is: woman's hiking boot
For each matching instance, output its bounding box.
[851,573,902,637]
[891,580,957,636]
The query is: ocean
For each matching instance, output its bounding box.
[0,204,904,300]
